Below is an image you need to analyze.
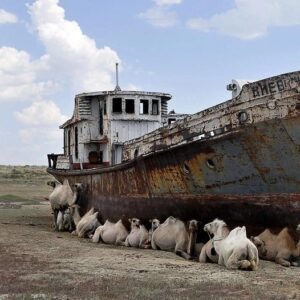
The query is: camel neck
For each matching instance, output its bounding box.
[187,229,197,256]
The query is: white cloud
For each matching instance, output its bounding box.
[154,0,182,6]
[14,101,68,126]
[1,0,124,164]
[187,0,300,40]
[139,6,178,28]
[28,0,120,92]
[0,47,55,102]
[0,9,18,24]
[139,0,182,27]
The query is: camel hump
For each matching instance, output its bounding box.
[280,227,289,234]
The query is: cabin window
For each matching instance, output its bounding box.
[152,100,159,115]
[99,151,103,163]
[140,99,149,114]
[68,130,71,156]
[112,97,122,113]
[75,127,78,159]
[103,100,107,115]
[125,99,135,114]
[99,101,104,135]
[168,118,176,125]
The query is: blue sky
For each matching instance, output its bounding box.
[1,0,300,165]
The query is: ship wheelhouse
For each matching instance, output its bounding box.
[48,90,173,170]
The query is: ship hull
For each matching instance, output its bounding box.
[47,116,300,233]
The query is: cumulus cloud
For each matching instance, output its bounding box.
[0,47,55,102]
[14,101,68,126]
[139,0,182,27]
[28,0,120,92]
[0,9,18,24]
[2,0,123,163]
[187,0,300,40]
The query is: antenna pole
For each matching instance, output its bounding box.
[115,62,121,91]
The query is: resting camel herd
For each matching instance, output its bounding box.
[46,180,300,271]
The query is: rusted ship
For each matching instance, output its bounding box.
[47,69,300,231]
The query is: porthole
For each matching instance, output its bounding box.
[238,111,248,124]
[182,163,191,174]
[267,100,277,110]
[134,149,139,158]
[206,159,215,169]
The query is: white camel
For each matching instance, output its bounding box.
[203,219,259,270]
[125,218,150,248]
[74,207,101,238]
[47,179,81,230]
[92,219,129,245]
[151,216,198,260]
[199,219,230,264]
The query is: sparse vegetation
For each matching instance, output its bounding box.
[0,166,299,299]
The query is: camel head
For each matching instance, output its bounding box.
[188,220,198,232]
[250,236,267,257]
[129,218,141,229]
[203,218,227,235]
[47,180,60,189]
[71,183,83,192]
[149,219,160,231]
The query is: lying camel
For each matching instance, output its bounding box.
[199,218,230,264]
[204,219,259,270]
[92,219,128,245]
[151,216,198,260]
[252,226,300,267]
[74,207,101,238]
[291,225,300,266]
[125,218,150,248]
[47,180,81,230]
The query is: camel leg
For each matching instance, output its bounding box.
[218,254,225,266]
[53,209,59,231]
[115,234,126,246]
[92,226,102,243]
[115,239,125,246]
[175,243,192,260]
[275,256,291,267]
[199,245,207,263]
[225,253,241,269]
[175,249,192,260]
[124,237,130,247]
[151,239,158,250]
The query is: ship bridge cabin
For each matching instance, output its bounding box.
[48,90,172,170]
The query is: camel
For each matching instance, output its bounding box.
[47,179,82,230]
[92,219,129,245]
[199,219,230,264]
[204,219,259,270]
[151,216,198,260]
[125,218,150,248]
[291,224,300,266]
[251,226,300,267]
[73,207,101,238]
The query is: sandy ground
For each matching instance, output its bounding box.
[0,202,300,300]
